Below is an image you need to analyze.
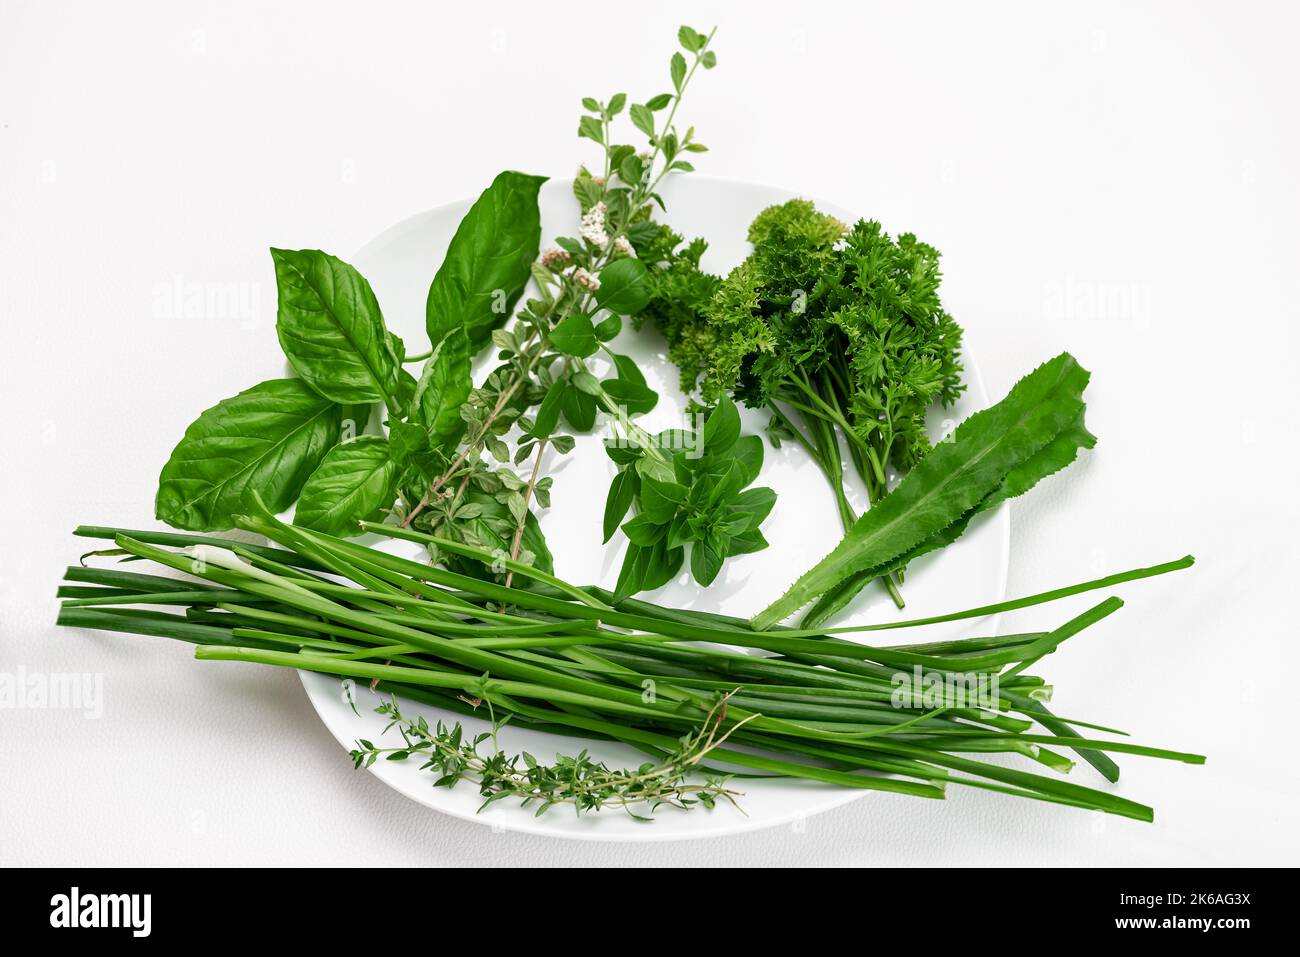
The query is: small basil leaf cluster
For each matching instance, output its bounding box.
[603,395,777,599]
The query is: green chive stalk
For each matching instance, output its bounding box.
[58,518,1202,822]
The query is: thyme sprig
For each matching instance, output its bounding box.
[350,692,748,819]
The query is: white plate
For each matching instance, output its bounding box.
[299,176,1010,841]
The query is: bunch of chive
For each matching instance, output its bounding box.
[58,510,1201,822]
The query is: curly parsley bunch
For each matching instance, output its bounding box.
[644,201,962,503]
[636,200,964,606]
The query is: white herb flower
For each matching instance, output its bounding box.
[541,246,571,270]
[614,235,637,258]
[569,266,600,291]
[579,201,610,247]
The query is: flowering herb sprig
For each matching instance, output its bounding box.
[399,26,766,593]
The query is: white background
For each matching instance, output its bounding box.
[2,0,1297,866]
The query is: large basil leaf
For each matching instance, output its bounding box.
[272,248,401,407]
[294,436,398,535]
[156,378,342,531]
[427,171,546,352]
[410,327,472,452]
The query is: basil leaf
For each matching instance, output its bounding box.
[271,248,401,407]
[411,327,472,452]
[602,469,639,543]
[571,370,602,395]
[702,394,740,455]
[394,369,418,418]
[689,538,724,586]
[732,434,764,485]
[595,258,650,315]
[640,477,687,524]
[549,313,599,357]
[387,420,430,465]
[294,436,398,536]
[613,543,648,602]
[727,529,769,556]
[622,512,666,546]
[156,378,342,531]
[643,539,682,591]
[426,170,546,353]
[728,486,777,531]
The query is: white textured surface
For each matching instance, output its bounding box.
[2,0,1297,866]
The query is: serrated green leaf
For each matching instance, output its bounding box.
[629,103,655,138]
[670,52,687,90]
[578,115,604,144]
[618,154,644,187]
